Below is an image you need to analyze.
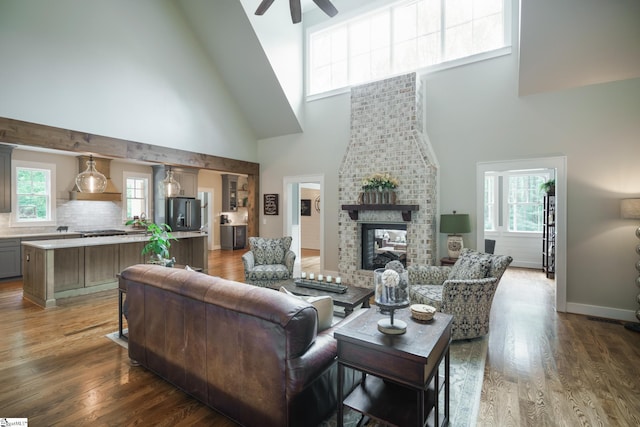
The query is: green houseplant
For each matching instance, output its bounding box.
[540,179,556,195]
[125,220,177,264]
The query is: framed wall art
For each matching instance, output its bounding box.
[300,199,311,216]
[264,194,279,215]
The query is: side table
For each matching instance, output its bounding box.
[335,308,453,427]
[440,257,457,266]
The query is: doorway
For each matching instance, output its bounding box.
[283,175,324,274]
[476,157,566,312]
[198,188,214,251]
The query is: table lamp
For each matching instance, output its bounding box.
[440,211,471,258]
[621,198,640,333]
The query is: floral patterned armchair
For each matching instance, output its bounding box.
[408,248,513,340]
[242,236,296,287]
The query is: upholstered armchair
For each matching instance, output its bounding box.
[242,236,296,287]
[408,248,513,340]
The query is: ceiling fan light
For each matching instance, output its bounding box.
[75,155,107,193]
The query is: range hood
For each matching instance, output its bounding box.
[70,156,122,201]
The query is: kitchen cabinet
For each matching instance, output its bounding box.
[222,174,238,212]
[221,225,246,250]
[21,232,208,307]
[0,239,21,278]
[172,167,199,198]
[0,145,13,213]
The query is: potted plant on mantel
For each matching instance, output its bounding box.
[125,219,177,266]
[360,172,399,205]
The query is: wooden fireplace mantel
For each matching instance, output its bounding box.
[341,204,419,221]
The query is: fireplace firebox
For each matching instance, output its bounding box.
[361,223,407,270]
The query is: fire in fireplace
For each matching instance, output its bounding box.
[361,223,407,270]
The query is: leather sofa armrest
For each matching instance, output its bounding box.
[286,333,338,393]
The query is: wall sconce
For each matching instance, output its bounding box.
[440,211,471,258]
[75,155,107,193]
[162,168,181,198]
[621,198,640,333]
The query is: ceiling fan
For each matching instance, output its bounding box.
[255,0,338,24]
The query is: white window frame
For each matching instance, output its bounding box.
[11,160,57,227]
[485,169,552,236]
[306,0,512,100]
[122,171,151,222]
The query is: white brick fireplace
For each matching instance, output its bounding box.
[338,73,438,288]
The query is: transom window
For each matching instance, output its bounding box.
[307,0,508,96]
[123,172,151,221]
[12,161,56,226]
[485,170,552,233]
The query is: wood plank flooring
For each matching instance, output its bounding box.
[0,250,638,426]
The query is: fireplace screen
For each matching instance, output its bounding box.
[361,223,407,270]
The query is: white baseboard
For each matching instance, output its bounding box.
[566,302,636,322]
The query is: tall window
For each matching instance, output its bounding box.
[12,161,56,226]
[123,172,150,220]
[485,170,552,233]
[308,0,507,96]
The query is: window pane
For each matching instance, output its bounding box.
[16,167,51,222]
[473,13,503,53]
[446,0,472,27]
[308,0,506,95]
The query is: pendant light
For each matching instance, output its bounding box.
[162,168,181,197]
[75,155,107,193]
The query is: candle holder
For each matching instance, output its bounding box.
[374,268,409,334]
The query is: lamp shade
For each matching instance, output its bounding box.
[440,213,471,234]
[621,198,640,219]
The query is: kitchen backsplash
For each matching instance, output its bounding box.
[0,200,124,235]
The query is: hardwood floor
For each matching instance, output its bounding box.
[0,251,638,426]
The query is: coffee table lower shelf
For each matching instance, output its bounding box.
[343,375,445,427]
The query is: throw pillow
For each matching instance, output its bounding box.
[279,286,333,332]
[448,250,491,280]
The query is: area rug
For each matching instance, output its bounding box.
[105,331,487,426]
[320,336,488,427]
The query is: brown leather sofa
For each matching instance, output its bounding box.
[120,264,357,427]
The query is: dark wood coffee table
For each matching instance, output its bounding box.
[271,279,373,317]
[335,308,453,427]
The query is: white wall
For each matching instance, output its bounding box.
[0,0,257,162]
[257,1,640,321]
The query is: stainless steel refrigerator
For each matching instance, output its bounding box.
[166,197,201,231]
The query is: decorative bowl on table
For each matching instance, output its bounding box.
[410,304,436,322]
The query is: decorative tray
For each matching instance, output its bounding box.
[294,279,348,294]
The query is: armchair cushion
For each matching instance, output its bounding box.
[249,236,292,265]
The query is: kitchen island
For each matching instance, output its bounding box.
[21,231,207,308]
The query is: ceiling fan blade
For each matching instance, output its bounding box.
[290,0,301,23]
[255,0,275,16]
[312,0,338,17]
